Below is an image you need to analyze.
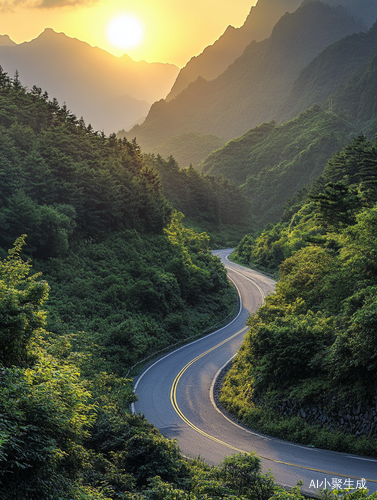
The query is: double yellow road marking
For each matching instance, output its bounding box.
[170,326,377,483]
[171,326,248,452]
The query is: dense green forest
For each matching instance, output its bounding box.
[2,235,306,500]
[2,9,377,495]
[3,67,366,500]
[145,154,252,246]
[0,69,266,499]
[0,68,237,367]
[222,135,377,455]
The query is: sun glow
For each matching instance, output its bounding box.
[107,15,144,49]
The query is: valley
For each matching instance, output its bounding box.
[1,0,377,498]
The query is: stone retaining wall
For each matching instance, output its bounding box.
[257,395,377,437]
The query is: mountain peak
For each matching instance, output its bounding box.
[0,34,17,47]
[41,27,63,38]
[31,28,71,46]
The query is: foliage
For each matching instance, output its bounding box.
[0,68,171,260]
[0,71,242,499]
[0,238,374,500]
[234,134,377,272]
[318,488,377,500]
[0,235,48,366]
[0,242,95,499]
[219,453,275,500]
[0,67,236,379]
[0,249,305,499]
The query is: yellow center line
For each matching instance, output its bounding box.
[170,327,377,483]
[171,327,248,453]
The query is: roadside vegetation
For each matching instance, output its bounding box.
[222,135,377,456]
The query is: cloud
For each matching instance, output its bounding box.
[0,0,98,11]
[38,0,99,8]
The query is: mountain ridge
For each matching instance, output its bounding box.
[199,105,354,226]
[0,28,178,134]
[273,20,377,123]
[166,0,303,101]
[129,1,365,150]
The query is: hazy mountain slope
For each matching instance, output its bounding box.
[199,106,354,227]
[154,132,226,168]
[167,0,377,103]
[0,29,178,134]
[331,52,377,133]
[129,2,364,149]
[305,0,377,27]
[274,21,377,123]
[118,129,226,168]
[166,0,302,101]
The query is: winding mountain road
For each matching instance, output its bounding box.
[133,249,377,495]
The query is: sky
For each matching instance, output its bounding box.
[0,0,257,67]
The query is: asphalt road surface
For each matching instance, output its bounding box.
[133,249,377,496]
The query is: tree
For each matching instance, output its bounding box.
[0,235,48,366]
[310,181,360,230]
[0,236,96,499]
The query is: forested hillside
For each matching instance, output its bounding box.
[199,106,354,227]
[222,135,377,455]
[4,65,367,500]
[2,236,307,500]
[331,51,377,135]
[0,66,240,376]
[0,69,261,499]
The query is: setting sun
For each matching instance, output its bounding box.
[107,15,144,49]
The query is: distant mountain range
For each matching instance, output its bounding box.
[128,1,366,153]
[168,0,377,103]
[303,0,377,25]
[0,29,179,134]
[120,0,377,229]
